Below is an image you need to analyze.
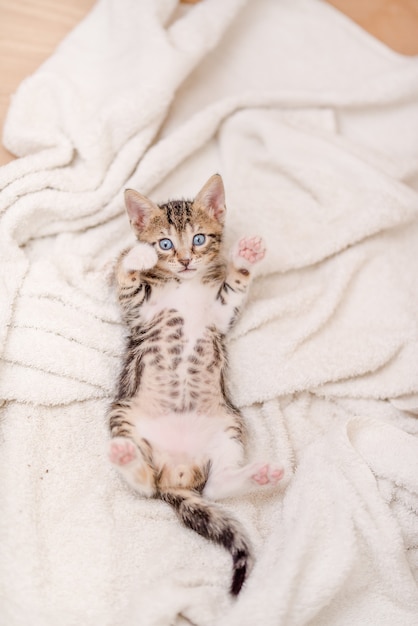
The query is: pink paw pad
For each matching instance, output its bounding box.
[109,439,138,466]
[270,468,285,483]
[238,236,266,264]
[252,464,284,486]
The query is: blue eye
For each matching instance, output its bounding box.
[193,234,206,246]
[159,238,173,251]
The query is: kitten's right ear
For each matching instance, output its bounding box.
[194,174,226,224]
[124,189,157,233]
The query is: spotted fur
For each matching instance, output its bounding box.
[108,174,283,595]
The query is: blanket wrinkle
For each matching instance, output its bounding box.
[1,0,418,624]
[217,415,418,626]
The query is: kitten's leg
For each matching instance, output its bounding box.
[215,236,266,331]
[205,461,284,500]
[115,243,159,313]
[108,400,156,497]
[109,436,156,497]
[203,431,283,500]
[115,242,158,290]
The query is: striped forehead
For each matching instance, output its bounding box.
[159,200,193,231]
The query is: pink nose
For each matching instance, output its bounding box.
[179,258,190,267]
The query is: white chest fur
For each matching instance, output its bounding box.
[141,279,220,349]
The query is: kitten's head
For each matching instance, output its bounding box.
[124,174,226,280]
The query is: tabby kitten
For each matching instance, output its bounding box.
[109,174,283,595]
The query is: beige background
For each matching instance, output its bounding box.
[0,0,417,166]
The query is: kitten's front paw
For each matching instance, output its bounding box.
[233,236,266,270]
[122,243,158,272]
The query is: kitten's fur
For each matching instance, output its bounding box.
[109,174,283,595]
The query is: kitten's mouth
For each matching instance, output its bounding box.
[178,267,197,277]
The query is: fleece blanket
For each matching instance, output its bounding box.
[1,0,418,624]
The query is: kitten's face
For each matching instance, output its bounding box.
[144,202,222,279]
[124,175,226,280]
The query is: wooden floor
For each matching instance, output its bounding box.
[327,0,418,56]
[0,0,417,166]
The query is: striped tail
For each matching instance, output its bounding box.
[161,488,253,596]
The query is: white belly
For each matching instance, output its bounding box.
[136,412,225,460]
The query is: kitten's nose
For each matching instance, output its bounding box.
[179,258,190,268]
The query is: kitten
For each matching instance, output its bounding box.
[108,174,283,595]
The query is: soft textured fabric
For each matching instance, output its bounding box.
[1,1,418,624]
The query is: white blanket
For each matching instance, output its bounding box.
[1,0,418,624]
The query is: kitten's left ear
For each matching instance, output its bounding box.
[194,174,226,224]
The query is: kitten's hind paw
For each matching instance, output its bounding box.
[251,463,284,487]
[122,243,158,272]
[109,437,138,466]
[233,236,266,270]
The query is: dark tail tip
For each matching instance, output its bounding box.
[162,489,252,596]
[231,548,249,596]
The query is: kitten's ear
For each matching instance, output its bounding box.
[194,174,226,224]
[124,189,157,233]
